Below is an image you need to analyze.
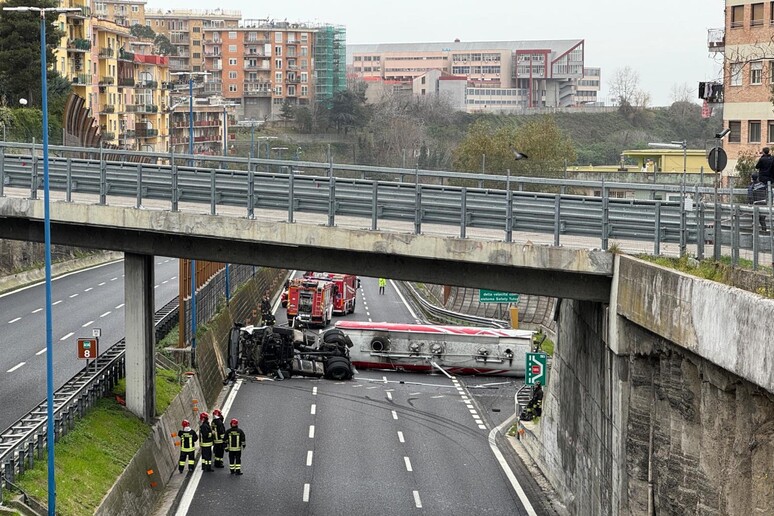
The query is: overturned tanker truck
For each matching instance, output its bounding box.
[227,323,355,381]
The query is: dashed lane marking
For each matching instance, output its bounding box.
[8,317,21,324]
[303,483,310,503]
[52,300,62,305]
[36,348,46,356]
[312,386,317,396]
[115,303,124,309]
[110,277,118,281]
[386,392,392,401]
[7,362,25,373]
[413,491,423,508]
[69,294,78,298]
[397,431,405,443]
[308,425,315,438]
[100,311,111,318]
[82,321,94,327]
[404,457,413,472]
[84,288,93,292]
[98,282,106,286]
[60,332,74,341]
[391,410,398,420]
[31,308,42,314]
[310,404,316,415]
[306,451,313,466]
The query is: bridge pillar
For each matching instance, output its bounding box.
[124,253,156,423]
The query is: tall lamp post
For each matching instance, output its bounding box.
[3,6,81,514]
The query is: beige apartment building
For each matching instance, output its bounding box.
[711,0,774,174]
[95,0,147,29]
[349,40,587,112]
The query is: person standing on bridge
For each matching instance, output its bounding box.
[178,419,198,474]
[225,418,246,475]
[378,277,386,295]
[212,408,226,469]
[756,147,774,185]
[199,412,214,472]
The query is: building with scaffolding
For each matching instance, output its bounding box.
[314,24,347,108]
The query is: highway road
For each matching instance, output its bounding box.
[179,276,539,515]
[0,257,179,432]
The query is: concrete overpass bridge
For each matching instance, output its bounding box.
[0,145,772,513]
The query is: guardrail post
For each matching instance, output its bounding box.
[679,179,687,257]
[414,169,422,235]
[135,163,143,208]
[713,182,721,260]
[752,208,759,270]
[696,201,705,260]
[247,168,255,219]
[31,138,38,200]
[601,183,609,250]
[0,146,5,197]
[732,204,740,266]
[65,158,73,202]
[654,201,661,255]
[328,176,336,227]
[99,145,107,205]
[210,168,216,216]
[554,194,561,246]
[505,169,513,243]
[460,187,467,238]
[288,168,295,223]
[171,155,179,212]
[371,181,378,231]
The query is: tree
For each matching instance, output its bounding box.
[154,34,176,56]
[294,106,313,133]
[453,116,576,179]
[609,67,651,121]
[0,0,66,108]
[329,89,368,134]
[279,100,294,127]
[131,24,155,40]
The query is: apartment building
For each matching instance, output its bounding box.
[95,0,147,29]
[348,39,586,112]
[56,2,170,152]
[711,1,774,174]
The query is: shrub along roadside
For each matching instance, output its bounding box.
[12,369,182,515]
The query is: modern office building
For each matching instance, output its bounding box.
[348,39,586,111]
[576,67,601,105]
[708,1,774,175]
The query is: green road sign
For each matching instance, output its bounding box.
[525,352,547,385]
[479,289,520,303]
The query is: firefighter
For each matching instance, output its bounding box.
[378,277,386,295]
[178,419,198,473]
[212,408,226,469]
[225,417,246,475]
[199,412,214,472]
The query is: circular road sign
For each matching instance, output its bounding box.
[707,147,728,172]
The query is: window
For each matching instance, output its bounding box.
[752,61,763,84]
[275,46,282,56]
[301,33,308,42]
[750,121,762,143]
[132,5,138,12]
[229,71,237,79]
[288,85,296,96]
[301,46,308,57]
[229,31,237,39]
[275,85,282,96]
[193,40,200,46]
[275,58,283,69]
[229,58,237,66]
[229,84,238,92]
[729,121,741,143]
[731,5,744,27]
[752,3,764,26]
[770,61,774,83]
[193,26,200,33]
[768,121,774,143]
[275,71,282,82]
[731,62,743,86]
[300,72,307,83]
[301,85,308,96]
[275,31,283,43]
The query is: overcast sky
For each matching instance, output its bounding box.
[152,0,724,106]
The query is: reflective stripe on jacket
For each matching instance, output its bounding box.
[180,429,198,452]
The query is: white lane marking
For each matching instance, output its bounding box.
[0,259,122,300]
[52,300,62,306]
[115,303,125,309]
[470,410,478,416]
[303,483,310,503]
[366,386,378,390]
[478,424,487,430]
[391,410,398,420]
[409,392,421,396]
[404,457,413,472]
[382,376,388,383]
[176,380,242,516]
[170,276,177,280]
[36,348,46,356]
[69,293,78,298]
[154,285,159,289]
[110,277,118,281]
[84,288,93,292]
[98,282,106,286]
[312,386,317,396]
[162,280,169,284]
[431,395,445,399]
[386,392,393,401]
[397,431,405,443]
[60,332,74,341]
[308,425,315,438]
[306,450,313,466]
[82,321,94,327]
[7,362,25,373]
[31,308,42,314]
[100,311,111,318]
[413,491,423,508]
[475,419,483,425]
[391,278,419,320]
[490,417,538,516]
[310,404,316,415]
[8,317,21,324]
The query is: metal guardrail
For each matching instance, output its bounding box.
[0,299,179,489]
[398,282,510,328]
[0,142,773,264]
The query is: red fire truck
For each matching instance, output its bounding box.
[306,272,358,315]
[286,278,334,328]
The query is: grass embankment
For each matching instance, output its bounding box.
[13,369,183,515]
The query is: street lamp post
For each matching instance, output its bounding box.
[272,146,288,174]
[3,6,81,514]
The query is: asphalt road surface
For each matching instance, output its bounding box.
[179,276,537,515]
[0,257,179,432]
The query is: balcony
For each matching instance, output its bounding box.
[286,75,300,84]
[137,80,159,89]
[708,28,724,53]
[137,128,159,138]
[101,104,115,114]
[118,49,135,61]
[99,76,115,85]
[120,130,136,139]
[98,47,114,59]
[71,73,91,85]
[101,131,116,141]
[118,77,135,87]
[67,38,91,51]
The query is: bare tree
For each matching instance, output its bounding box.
[609,66,643,106]
[670,82,695,104]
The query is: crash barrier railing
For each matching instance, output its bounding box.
[1,142,772,264]
[0,298,179,493]
[398,282,510,329]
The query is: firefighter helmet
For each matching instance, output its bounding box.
[230,418,239,427]
[199,412,209,421]
[182,419,190,427]
[212,409,222,417]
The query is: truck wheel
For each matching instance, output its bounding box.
[324,357,352,380]
[323,329,345,342]
[350,300,356,314]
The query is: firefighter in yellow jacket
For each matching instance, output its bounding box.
[225,418,246,475]
[199,412,214,472]
[178,419,198,474]
[211,408,226,469]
